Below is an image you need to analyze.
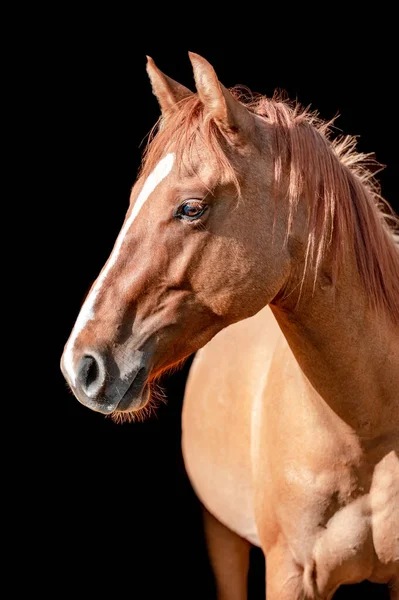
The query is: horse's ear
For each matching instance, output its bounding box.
[146,56,193,115]
[188,52,254,138]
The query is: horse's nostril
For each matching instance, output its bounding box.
[86,357,99,387]
[77,354,105,399]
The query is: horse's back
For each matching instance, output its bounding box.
[182,306,282,546]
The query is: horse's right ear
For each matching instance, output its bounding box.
[188,52,254,140]
[146,56,193,115]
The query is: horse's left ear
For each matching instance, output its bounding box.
[146,56,193,115]
[189,52,254,139]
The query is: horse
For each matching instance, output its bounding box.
[60,52,399,598]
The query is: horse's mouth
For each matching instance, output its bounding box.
[114,367,150,412]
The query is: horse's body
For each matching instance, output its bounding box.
[183,306,399,597]
[61,53,399,598]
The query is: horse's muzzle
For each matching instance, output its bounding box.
[62,349,150,414]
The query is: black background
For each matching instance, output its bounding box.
[42,48,397,598]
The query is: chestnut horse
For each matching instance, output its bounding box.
[61,53,399,598]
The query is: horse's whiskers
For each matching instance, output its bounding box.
[108,381,166,425]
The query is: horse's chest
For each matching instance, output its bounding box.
[184,454,261,546]
[186,452,260,546]
[182,393,261,547]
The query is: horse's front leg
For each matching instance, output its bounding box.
[264,539,313,600]
[203,506,251,600]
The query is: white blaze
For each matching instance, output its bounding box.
[63,152,175,385]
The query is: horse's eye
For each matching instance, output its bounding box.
[176,200,207,221]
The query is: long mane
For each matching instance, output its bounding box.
[141,90,399,323]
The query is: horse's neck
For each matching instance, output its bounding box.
[271,261,399,440]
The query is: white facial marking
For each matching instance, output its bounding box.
[63,153,175,385]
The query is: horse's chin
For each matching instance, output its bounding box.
[107,354,190,424]
[118,378,150,410]
[109,382,165,424]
